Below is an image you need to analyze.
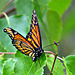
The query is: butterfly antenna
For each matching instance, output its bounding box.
[43,41,60,49]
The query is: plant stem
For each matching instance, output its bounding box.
[49,40,60,75]
[44,51,55,56]
[50,55,57,75]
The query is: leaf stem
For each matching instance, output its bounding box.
[44,51,55,56]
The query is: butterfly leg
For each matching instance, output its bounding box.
[38,57,41,67]
[35,61,37,67]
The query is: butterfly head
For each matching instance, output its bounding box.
[32,48,43,61]
[36,48,44,56]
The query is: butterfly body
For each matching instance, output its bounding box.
[3,10,43,61]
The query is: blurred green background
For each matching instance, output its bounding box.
[60,0,75,57]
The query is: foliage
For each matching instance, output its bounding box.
[0,0,75,75]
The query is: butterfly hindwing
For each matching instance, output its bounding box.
[26,10,42,49]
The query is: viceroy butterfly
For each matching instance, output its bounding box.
[3,10,44,61]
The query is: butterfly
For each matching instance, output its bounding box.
[3,10,44,61]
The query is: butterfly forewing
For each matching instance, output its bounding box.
[26,10,42,49]
[3,27,35,57]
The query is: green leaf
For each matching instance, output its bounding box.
[65,55,75,75]
[48,0,72,16]
[36,0,49,13]
[46,9,62,51]
[0,59,7,75]
[0,18,11,52]
[33,1,48,41]
[2,54,15,59]
[15,0,48,33]
[0,42,7,52]
[46,55,65,75]
[15,0,50,45]
[15,0,49,17]
[15,0,34,18]
[14,51,46,75]
[63,57,72,75]
[0,15,30,52]
[2,58,15,75]
[35,68,43,75]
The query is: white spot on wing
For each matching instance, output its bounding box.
[14,32,17,34]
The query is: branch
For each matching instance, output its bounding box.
[0,7,16,18]
[2,0,14,11]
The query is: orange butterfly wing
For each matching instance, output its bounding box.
[3,27,35,57]
[26,10,42,49]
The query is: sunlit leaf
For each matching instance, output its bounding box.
[14,51,46,75]
[65,55,75,75]
[2,58,15,75]
[0,59,7,75]
[63,57,72,75]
